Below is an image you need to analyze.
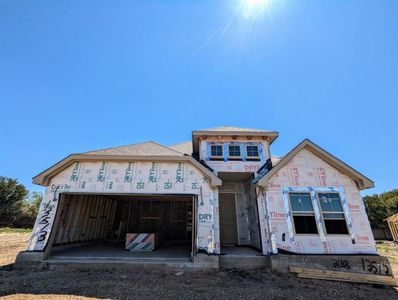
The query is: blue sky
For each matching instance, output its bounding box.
[0,0,397,196]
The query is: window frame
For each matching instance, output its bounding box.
[209,144,224,160]
[288,192,319,236]
[245,144,260,161]
[227,144,242,160]
[316,192,349,236]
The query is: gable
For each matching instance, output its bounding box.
[256,139,374,190]
[33,154,221,187]
[47,160,216,193]
[269,148,357,188]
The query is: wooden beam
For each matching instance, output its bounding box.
[290,267,397,286]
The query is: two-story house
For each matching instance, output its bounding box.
[18,126,380,270]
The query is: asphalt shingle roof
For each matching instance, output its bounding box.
[83,141,183,156]
[196,126,274,133]
[271,156,281,166]
[169,141,193,155]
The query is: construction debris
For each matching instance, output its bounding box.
[290,266,398,286]
[174,271,184,276]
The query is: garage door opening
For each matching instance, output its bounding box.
[47,193,196,262]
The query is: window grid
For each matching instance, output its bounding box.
[210,145,223,158]
[317,192,349,235]
[317,193,345,219]
[246,145,260,161]
[228,145,241,158]
[208,143,263,161]
[246,145,259,157]
[289,192,318,235]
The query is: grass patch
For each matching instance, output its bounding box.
[0,227,32,233]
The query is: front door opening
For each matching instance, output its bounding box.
[217,173,263,255]
[219,193,238,246]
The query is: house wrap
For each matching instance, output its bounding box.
[26,126,377,264]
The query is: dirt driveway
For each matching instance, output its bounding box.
[0,232,397,300]
[0,233,30,267]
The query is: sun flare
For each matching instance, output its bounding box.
[240,0,270,19]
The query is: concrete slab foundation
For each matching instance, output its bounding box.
[45,253,218,272]
[14,251,45,270]
[48,240,217,272]
[17,246,392,275]
[50,241,191,260]
[15,242,219,272]
[219,247,270,269]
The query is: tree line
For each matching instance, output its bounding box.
[0,176,42,228]
[364,189,398,229]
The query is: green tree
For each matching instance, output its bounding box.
[15,191,43,228]
[0,176,28,227]
[364,189,398,229]
[28,191,42,217]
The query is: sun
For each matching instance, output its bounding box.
[240,0,270,19]
[246,0,268,10]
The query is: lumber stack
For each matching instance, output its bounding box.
[290,266,398,286]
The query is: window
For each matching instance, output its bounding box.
[289,192,318,234]
[246,145,260,161]
[228,145,241,160]
[317,193,348,234]
[210,145,223,160]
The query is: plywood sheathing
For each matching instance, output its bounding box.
[54,194,114,245]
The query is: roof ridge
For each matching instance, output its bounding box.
[81,141,156,154]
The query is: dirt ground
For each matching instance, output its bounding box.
[377,240,398,276]
[1,232,397,300]
[0,233,30,268]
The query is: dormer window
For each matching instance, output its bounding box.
[246,145,260,161]
[228,145,241,160]
[210,145,223,160]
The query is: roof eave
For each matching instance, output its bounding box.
[192,131,279,154]
[192,130,279,136]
